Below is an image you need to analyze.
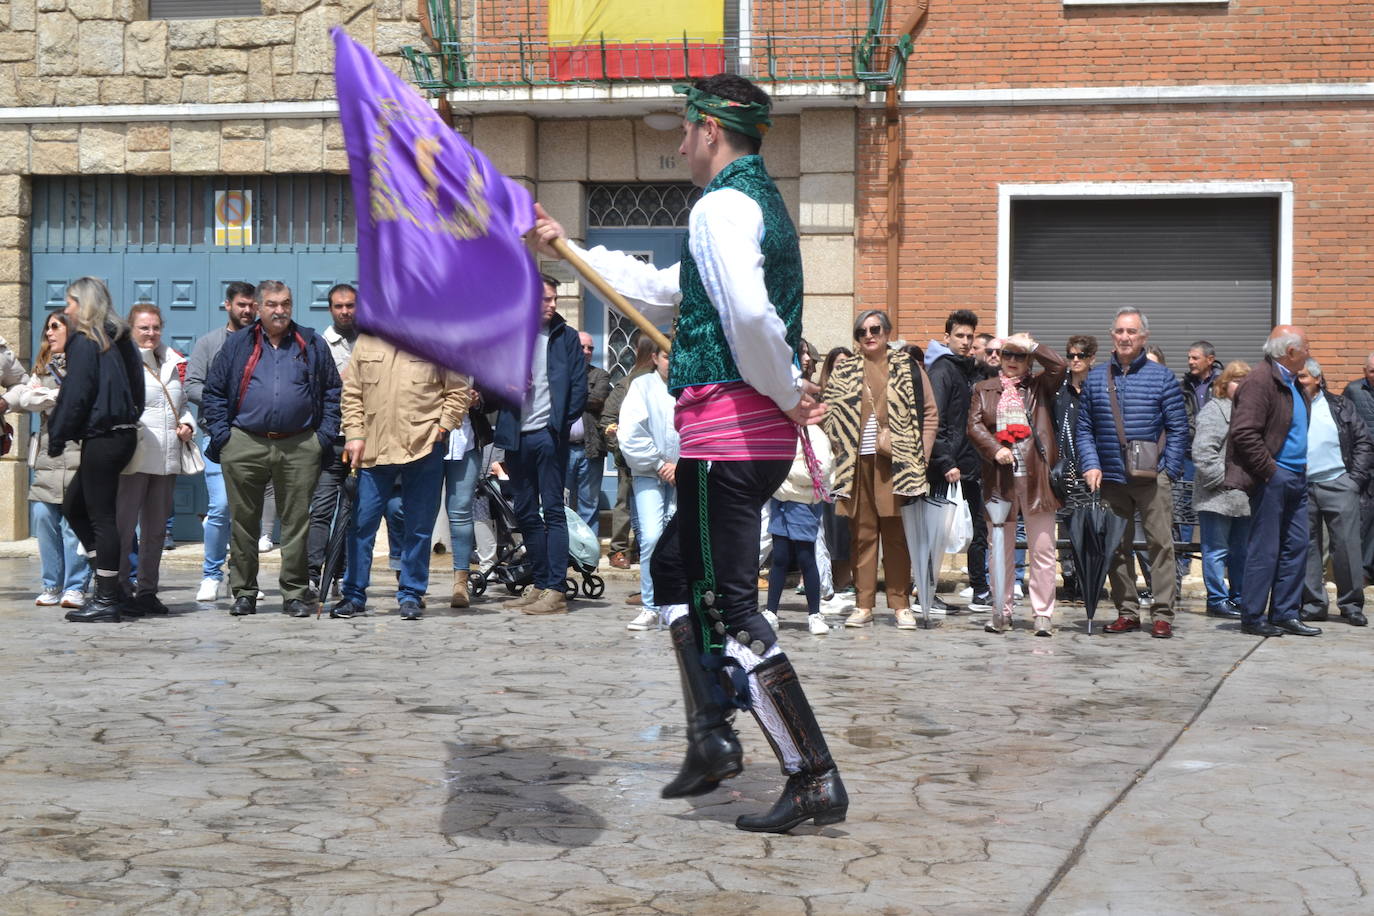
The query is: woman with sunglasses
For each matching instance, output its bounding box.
[967,333,1067,634]
[822,310,938,629]
[13,313,90,609]
[1053,335,1098,599]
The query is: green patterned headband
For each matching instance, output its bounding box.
[674,85,772,141]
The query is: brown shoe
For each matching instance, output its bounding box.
[626,593,643,606]
[504,588,544,610]
[450,571,470,609]
[1104,615,1141,634]
[608,551,631,570]
[522,588,568,615]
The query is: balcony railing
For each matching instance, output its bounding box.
[403,0,907,92]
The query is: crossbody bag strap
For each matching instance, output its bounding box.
[1105,366,1130,456]
[145,358,175,409]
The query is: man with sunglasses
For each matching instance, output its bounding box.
[530,73,846,835]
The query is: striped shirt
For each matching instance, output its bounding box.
[676,381,797,461]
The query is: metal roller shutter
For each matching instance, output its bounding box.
[1010,197,1277,369]
[150,0,262,19]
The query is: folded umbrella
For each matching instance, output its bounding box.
[902,491,957,629]
[985,496,1015,629]
[1067,496,1129,634]
[315,470,359,619]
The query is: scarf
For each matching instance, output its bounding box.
[995,375,1031,446]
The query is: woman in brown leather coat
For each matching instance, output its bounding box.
[967,333,1067,635]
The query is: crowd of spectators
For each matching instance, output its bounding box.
[13,277,1374,640]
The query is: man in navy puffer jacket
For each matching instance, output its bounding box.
[1076,307,1189,638]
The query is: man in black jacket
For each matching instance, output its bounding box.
[926,309,990,608]
[1342,351,1374,583]
[1297,359,1374,626]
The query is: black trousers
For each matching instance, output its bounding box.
[64,429,137,574]
[651,457,791,652]
[307,439,349,583]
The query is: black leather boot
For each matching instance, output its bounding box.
[660,618,744,799]
[735,655,848,833]
[65,575,123,623]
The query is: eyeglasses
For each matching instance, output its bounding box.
[856,325,885,339]
[1068,351,1091,360]
[985,348,1001,356]
[581,345,594,352]
[1001,351,1028,361]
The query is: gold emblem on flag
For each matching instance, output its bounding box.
[368,98,492,240]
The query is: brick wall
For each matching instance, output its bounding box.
[889,0,1374,88]
[855,101,1374,382]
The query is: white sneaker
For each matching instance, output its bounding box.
[196,578,224,602]
[761,609,780,632]
[35,589,61,606]
[258,536,273,553]
[821,593,855,615]
[958,585,974,599]
[60,590,85,608]
[916,604,947,618]
[1014,582,1024,599]
[807,613,830,635]
[626,609,658,631]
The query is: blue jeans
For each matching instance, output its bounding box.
[444,449,482,570]
[564,446,603,529]
[1198,510,1250,606]
[202,434,230,581]
[1240,466,1309,626]
[343,445,446,605]
[507,428,570,590]
[631,475,675,609]
[32,501,89,594]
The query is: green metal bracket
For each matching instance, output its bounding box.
[853,0,916,91]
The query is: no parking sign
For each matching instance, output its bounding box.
[214,190,253,245]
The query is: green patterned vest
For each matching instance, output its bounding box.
[669,155,803,392]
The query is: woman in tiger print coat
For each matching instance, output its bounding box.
[822,310,938,629]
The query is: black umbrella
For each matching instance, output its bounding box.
[1067,496,1129,634]
[315,470,358,619]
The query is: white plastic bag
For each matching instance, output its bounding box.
[946,481,974,554]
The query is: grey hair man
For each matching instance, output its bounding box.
[1296,358,1374,626]
[1225,325,1321,637]
[1075,307,1189,639]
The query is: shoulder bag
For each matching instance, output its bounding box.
[1105,367,1162,479]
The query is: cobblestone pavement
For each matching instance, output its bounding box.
[0,548,1371,915]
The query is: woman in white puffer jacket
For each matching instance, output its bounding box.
[117,304,196,616]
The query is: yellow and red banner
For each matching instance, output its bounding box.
[548,0,725,80]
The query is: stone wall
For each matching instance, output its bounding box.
[0,0,430,107]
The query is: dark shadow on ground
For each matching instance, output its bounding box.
[440,740,606,846]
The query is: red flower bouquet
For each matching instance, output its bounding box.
[995,423,1031,447]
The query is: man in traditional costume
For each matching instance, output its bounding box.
[532,74,847,833]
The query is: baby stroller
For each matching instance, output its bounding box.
[468,476,606,600]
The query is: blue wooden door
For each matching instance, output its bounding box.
[29,176,359,542]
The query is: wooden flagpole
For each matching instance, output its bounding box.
[552,238,672,354]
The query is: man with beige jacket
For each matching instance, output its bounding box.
[331,334,470,620]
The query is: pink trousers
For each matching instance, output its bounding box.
[990,476,1058,620]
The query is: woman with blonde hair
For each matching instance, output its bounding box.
[13,312,89,608]
[1192,360,1252,618]
[822,310,938,629]
[117,303,196,616]
[48,277,143,623]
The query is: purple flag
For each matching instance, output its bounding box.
[332,28,540,407]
